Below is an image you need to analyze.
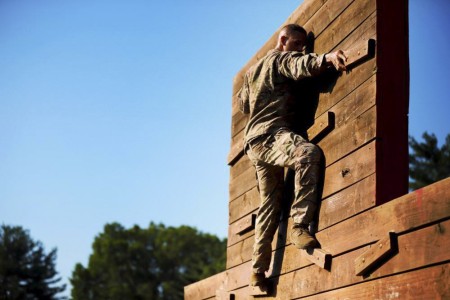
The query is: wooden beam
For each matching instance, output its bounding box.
[249,284,272,297]
[300,263,450,300]
[354,231,397,276]
[235,214,256,235]
[301,248,332,270]
[345,39,376,69]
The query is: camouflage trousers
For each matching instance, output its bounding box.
[246,129,322,273]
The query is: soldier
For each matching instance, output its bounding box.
[238,24,347,287]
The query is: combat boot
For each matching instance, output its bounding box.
[290,224,319,249]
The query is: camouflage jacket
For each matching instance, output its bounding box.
[238,49,326,146]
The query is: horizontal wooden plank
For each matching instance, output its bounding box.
[303,0,354,40]
[318,105,376,167]
[330,74,376,128]
[299,263,450,300]
[227,178,450,274]
[318,173,376,230]
[229,187,259,224]
[313,0,376,54]
[229,166,256,202]
[322,139,376,198]
[227,217,449,298]
[229,153,252,181]
[229,263,449,299]
[184,271,227,300]
[317,178,450,255]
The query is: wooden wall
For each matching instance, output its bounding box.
[184,0,448,298]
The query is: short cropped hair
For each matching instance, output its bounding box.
[281,24,307,37]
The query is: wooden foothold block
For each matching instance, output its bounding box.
[308,111,335,143]
[354,231,397,276]
[236,214,256,235]
[249,283,272,297]
[345,38,376,69]
[301,248,332,270]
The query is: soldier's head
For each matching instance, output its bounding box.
[276,24,307,52]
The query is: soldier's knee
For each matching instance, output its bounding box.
[295,143,321,164]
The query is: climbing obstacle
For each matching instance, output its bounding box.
[185,0,450,298]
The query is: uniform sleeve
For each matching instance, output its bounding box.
[238,74,250,114]
[277,52,327,80]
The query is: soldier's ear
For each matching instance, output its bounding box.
[280,35,288,46]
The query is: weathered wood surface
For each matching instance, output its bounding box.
[226,178,450,275]
[230,264,450,299]
[318,173,375,230]
[217,214,450,299]
[301,263,449,300]
[184,271,227,300]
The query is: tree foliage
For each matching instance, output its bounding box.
[71,222,226,300]
[409,132,450,190]
[0,225,66,300]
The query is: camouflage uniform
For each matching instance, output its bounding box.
[239,49,327,273]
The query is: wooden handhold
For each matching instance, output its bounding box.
[354,231,397,276]
[301,248,332,270]
[308,111,335,143]
[236,214,256,235]
[345,38,376,69]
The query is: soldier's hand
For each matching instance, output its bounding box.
[325,50,347,71]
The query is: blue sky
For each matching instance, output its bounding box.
[1,0,449,297]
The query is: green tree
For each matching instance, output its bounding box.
[0,225,66,300]
[71,222,226,300]
[409,132,450,190]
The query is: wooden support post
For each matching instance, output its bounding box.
[301,248,332,270]
[236,214,256,235]
[354,231,397,276]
